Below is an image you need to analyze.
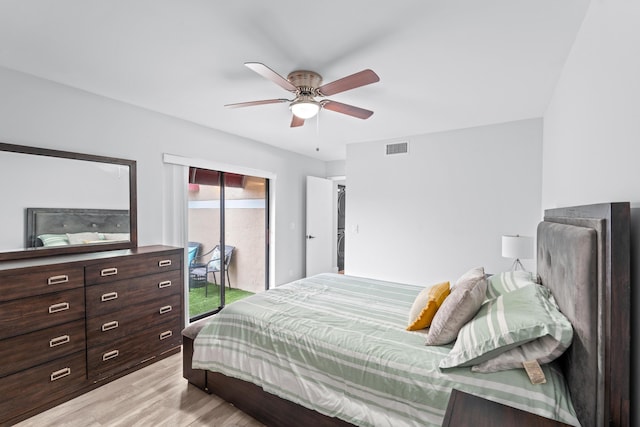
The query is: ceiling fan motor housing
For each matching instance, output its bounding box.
[287,70,323,94]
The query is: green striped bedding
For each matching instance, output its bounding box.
[192,273,579,427]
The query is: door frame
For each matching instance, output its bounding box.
[163,154,276,324]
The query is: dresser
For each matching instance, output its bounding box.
[0,245,183,425]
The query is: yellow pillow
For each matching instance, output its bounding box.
[406,281,450,331]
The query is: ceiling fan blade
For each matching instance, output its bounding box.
[224,98,289,108]
[290,115,305,127]
[317,69,380,96]
[322,100,374,119]
[245,62,297,92]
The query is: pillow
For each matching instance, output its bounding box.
[102,232,130,242]
[439,283,573,370]
[425,267,487,346]
[209,246,222,270]
[451,266,485,290]
[187,245,198,265]
[485,270,538,300]
[471,335,565,373]
[38,234,70,247]
[66,232,102,245]
[406,281,450,331]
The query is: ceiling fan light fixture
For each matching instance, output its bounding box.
[290,96,320,119]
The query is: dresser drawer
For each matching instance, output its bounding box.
[0,288,85,340]
[0,351,87,424]
[87,321,182,381]
[0,265,84,302]
[85,251,182,285]
[0,319,86,378]
[85,270,182,316]
[87,293,181,347]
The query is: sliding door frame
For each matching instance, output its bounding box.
[163,154,276,325]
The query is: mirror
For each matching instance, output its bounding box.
[0,142,137,261]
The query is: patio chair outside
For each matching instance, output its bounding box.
[187,241,206,291]
[190,244,235,296]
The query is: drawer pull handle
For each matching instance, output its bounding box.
[49,302,70,314]
[101,292,118,302]
[159,330,173,340]
[100,267,118,277]
[47,275,69,285]
[50,367,71,382]
[158,280,172,288]
[158,259,172,267]
[49,335,70,347]
[159,305,172,314]
[101,321,119,332]
[102,350,119,361]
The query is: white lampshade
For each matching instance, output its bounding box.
[290,96,320,119]
[501,235,533,260]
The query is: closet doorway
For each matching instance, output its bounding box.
[187,167,269,321]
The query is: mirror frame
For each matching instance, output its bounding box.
[0,142,137,261]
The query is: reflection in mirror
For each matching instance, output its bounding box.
[0,143,137,261]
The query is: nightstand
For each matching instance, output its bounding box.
[442,389,572,427]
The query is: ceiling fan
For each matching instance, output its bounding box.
[225,62,380,127]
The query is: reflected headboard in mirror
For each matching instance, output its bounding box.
[0,142,137,261]
[26,208,131,248]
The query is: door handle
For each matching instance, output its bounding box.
[306,235,316,239]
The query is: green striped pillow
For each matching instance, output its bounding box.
[439,283,573,370]
[38,234,70,247]
[485,270,539,300]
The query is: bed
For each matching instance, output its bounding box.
[182,202,630,427]
[25,207,130,248]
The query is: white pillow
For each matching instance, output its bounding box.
[425,267,487,346]
[102,232,130,241]
[66,232,102,245]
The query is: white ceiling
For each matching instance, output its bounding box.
[0,1,589,161]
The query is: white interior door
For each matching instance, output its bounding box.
[306,176,334,277]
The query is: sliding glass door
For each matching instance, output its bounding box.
[187,167,268,321]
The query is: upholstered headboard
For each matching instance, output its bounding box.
[540,203,630,427]
[537,221,599,426]
[25,207,130,248]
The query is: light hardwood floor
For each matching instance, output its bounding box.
[15,351,265,427]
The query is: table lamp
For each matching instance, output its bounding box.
[501,234,533,271]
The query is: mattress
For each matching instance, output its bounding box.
[192,273,579,427]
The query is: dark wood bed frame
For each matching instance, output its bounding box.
[182,202,630,427]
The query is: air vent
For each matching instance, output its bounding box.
[385,141,409,155]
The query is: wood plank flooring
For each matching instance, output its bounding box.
[15,351,265,427]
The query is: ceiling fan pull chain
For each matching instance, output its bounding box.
[315,110,321,152]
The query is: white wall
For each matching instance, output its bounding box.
[0,66,325,285]
[542,2,640,208]
[346,118,542,286]
[542,0,640,420]
[0,152,128,249]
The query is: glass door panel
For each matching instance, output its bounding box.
[187,167,268,322]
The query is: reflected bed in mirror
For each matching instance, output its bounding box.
[26,208,130,248]
[0,142,137,261]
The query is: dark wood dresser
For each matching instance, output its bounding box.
[0,245,183,425]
